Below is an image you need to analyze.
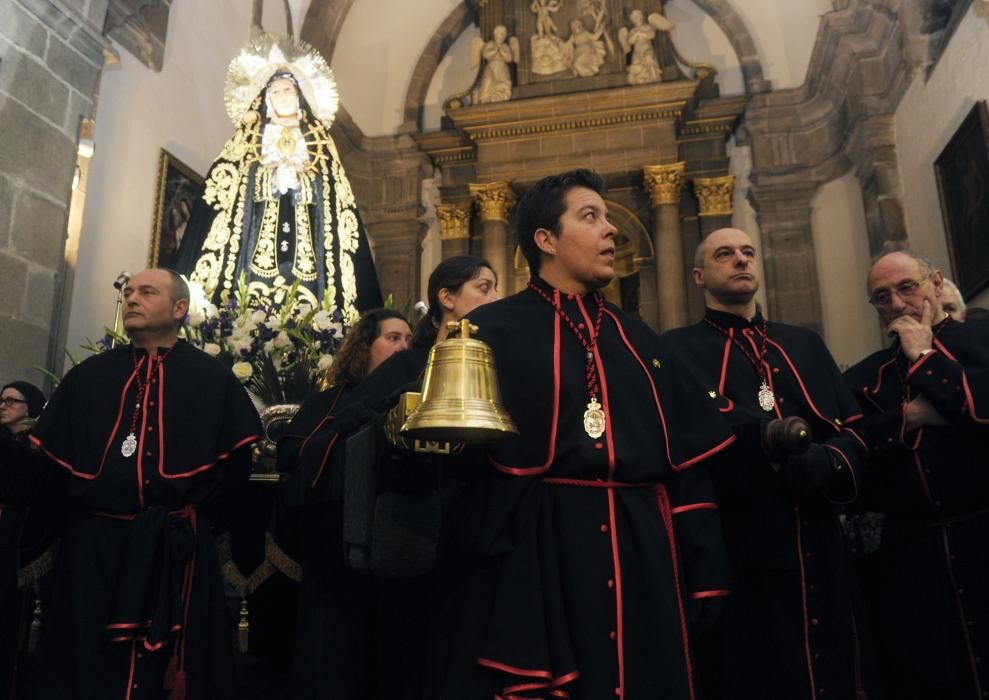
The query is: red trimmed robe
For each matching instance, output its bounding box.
[0,341,261,700]
[426,277,735,700]
[664,309,876,700]
[845,317,989,699]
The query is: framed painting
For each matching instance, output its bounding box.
[148,149,205,269]
[934,100,989,300]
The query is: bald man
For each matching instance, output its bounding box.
[663,228,876,700]
[845,251,989,699]
[0,269,262,700]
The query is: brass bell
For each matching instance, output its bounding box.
[401,319,519,443]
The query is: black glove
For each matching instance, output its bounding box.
[761,416,812,461]
[781,443,840,497]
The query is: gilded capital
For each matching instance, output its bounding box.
[469,181,517,223]
[694,175,735,217]
[435,203,472,240]
[642,162,686,207]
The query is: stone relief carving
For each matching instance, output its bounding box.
[530,0,570,75]
[471,25,520,104]
[618,9,673,84]
[563,16,608,77]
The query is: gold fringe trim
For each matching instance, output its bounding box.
[264,532,302,583]
[18,543,58,590]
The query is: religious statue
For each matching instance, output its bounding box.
[471,25,520,104]
[618,9,674,84]
[562,16,607,77]
[174,33,383,320]
[530,0,569,75]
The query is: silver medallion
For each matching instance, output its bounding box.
[757,381,775,412]
[121,432,138,458]
[583,398,606,439]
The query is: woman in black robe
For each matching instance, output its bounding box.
[0,381,46,699]
[278,255,497,700]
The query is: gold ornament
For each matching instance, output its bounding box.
[583,397,606,439]
[758,381,776,412]
[643,163,686,207]
[469,181,517,223]
[276,126,298,159]
[694,175,735,217]
[435,203,472,240]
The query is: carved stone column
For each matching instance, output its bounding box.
[749,181,823,334]
[469,181,516,288]
[436,202,472,258]
[643,163,687,331]
[694,175,735,236]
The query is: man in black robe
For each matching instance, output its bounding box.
[663,227,874,699]
[845,250,989,699]
[428,170,736,699]
[0,268,262,700]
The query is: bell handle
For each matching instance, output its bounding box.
[446,319,479,338]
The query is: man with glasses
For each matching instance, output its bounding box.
[845,250,989,699]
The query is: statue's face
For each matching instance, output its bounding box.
[267,78,300,118]
[494,25,507,43]
[631,10,644,25]
[571,19,582,33]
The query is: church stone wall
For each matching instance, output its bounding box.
[0,0,109,387]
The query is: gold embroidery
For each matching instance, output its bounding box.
[250,200,281,278]
[204,162,240,210]
[188,99,370,314]
[292,202,317,281]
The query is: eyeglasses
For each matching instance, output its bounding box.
[868,276,929,308]
[0,397,27,408]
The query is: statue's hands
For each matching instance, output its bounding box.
[274,164,300,194]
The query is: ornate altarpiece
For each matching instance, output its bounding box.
[414,0,746,331]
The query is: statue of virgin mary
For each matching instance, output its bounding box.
[175,33,382,320]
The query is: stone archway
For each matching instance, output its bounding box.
[684,0,770,93]
[401,4,476,131]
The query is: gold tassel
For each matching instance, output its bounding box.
[28,593,42,653]
[237,598,249,654]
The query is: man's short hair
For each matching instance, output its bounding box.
[515,169,606,275]
[866,250,936,293]
[158,268,190,304]
[693,236,711,269]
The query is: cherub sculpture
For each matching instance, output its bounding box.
[471,25,520,104]
[618,9,674,84]
[562,16,607,78]
[530,0,569,75]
